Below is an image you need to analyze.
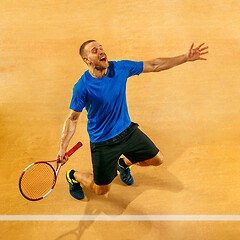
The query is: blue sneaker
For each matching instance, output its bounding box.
[117,157,134,185]
[66,169,84,200]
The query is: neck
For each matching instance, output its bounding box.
[89,67,108,78]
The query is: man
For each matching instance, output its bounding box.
[57,40,208,200]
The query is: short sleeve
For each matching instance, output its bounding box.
[69,80,87,112]
[121,60,143,78]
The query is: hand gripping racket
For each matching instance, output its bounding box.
[19,142,82,201]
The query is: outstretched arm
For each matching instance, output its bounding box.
[142,43,208,73]
[57,110,81,165]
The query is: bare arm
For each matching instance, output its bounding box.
[57,110,81,165]
[142,43,208,73]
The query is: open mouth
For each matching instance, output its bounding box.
[100,56,107,63]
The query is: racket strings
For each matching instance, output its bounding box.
[20,163,56,200]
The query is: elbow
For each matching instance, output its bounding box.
[68,116,79,122]
[155,64,172,72]
[68,111,80,121]
[150,63,161,72]
[153,66,161,72]
[152,62,169,72]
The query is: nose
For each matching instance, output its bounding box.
[98,49,104,55]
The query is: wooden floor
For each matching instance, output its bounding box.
[1,0,240,239]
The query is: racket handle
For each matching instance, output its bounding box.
[65,142,83,157]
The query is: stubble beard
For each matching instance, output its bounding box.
[94,61,109,71]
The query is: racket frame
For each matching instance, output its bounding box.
[19,141,82,201]
[19,161,58,201]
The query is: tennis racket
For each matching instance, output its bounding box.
[19,141,82,201]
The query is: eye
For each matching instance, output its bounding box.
[91,48,97,54]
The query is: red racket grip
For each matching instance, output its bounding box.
[65,142,82,157]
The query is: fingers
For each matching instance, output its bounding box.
[56,151,69,166]
[200,51,208,55]
[197,43,205,49]
[197,43,209,56]
[187,43,194,59]
[189,43,208,51]
[65,155,69,161]
[188,42,208,61]
[199,46,208,52]
[61,155,69,166]
[58,155,69,166]
[56,153,63,162]
[189,43,194,53]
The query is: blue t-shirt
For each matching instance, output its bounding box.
[70,60,143,143]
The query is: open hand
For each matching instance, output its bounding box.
[187,43,208,61]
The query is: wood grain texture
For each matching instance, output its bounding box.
[0,0,240,239]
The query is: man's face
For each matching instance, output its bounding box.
[84,42,109,70]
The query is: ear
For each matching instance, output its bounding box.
[83,57,90,65]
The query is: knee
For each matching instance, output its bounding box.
[95,184,111,195]
[139,152,164,166]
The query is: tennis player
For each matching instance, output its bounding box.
[57,40,208,200]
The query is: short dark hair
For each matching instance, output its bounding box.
[79,40,96,58]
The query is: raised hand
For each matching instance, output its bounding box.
[187,43,208,61]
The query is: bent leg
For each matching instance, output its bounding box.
[136,151,164,167]
[74,171,111,195]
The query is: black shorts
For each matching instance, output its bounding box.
[90,122,159,185]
